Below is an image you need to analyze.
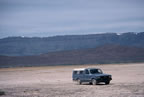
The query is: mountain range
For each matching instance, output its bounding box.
[0,45,144,68]
[0,32,144,56]
[0,32,144,67]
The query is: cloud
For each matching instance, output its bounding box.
[0,0,144,38]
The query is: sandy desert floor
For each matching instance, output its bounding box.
[0,63,144,97]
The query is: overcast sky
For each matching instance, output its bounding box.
[0,0,144,38]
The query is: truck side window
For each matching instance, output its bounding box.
[85,69,89,74]
[73,71,77,74]
[79,71,84,74]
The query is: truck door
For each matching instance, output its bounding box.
[83,69,91,81]
[79,71,85,81]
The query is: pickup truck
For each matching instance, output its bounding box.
[72,68,112,85]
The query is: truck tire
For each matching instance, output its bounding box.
[92,79,97,85]
[77,79,82,85]
[105,81,110,85]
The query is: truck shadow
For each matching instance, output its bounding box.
[80,82,113,86]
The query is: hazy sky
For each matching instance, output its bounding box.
[0,0,144,38]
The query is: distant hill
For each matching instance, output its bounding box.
[0,45,144,68]
[0,32,144,56]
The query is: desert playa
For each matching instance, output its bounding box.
[0,63,144,97]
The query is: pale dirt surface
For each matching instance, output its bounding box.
[0,63,144,97]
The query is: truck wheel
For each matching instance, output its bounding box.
[77,79,82,85]
[92,79,97,85]
[105,81,110,85]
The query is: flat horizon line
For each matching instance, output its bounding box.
[1,32,143,39]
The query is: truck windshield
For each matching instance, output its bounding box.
[90,69,102,74]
